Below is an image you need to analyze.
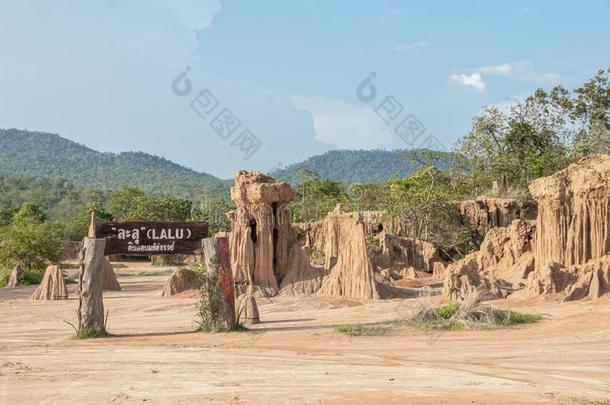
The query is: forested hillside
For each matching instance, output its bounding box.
[270,149,452,184]
[0,129,230,200]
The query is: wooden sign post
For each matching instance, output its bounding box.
[76,215,239,335]
[95,221,208,255]
[202,237,237,330]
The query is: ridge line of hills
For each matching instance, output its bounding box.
[0,129,451,200]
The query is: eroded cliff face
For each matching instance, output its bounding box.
[529,154,610,268]
[228,171,295,297]
[375,233,446,276]
[457,197,529,237]
[444,154,610,302]
[443,220,536,300]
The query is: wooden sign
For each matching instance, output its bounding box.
[95,221,209,255]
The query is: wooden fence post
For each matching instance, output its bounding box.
[202,237,236,330]
[79,237,107,332]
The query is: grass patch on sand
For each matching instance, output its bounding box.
[336,323,394,337]
[75,326,108,339]
[336,290,540,337]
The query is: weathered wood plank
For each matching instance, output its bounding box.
[202,237,237,330]
[79,237,107,331]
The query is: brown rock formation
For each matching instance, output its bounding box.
[229,171,295,297]
[6,265,22,288]
[528,256,610,301]
[529,154,610,268]
[236,293,260,324]
[102,258,121,291]
[317,207,379,300]
[162,268,200,297]
[376,233,447,274]
[458,197,526,236]
[31,265,68,300]
[279,244,325,296]
[443,220,536,300]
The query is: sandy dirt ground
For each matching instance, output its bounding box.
[1,263,610,404]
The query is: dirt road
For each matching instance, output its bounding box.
[1,264,609,404]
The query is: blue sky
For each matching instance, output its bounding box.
[1,1,608,178]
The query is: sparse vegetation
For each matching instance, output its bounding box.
[336,291,540,337]
[195,260,229,332]
[74,326,108,339]
[336,323,394,337]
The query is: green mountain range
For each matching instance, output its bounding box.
[0,129,452,200]
[270,149,452,184]
[0,129,229,200]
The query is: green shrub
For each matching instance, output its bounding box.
[436,302,460,320]
[196,260,228,332]
[494,311,540,326]
[0,267,44,287]
[20,269,43,285]
[0,267,10,287]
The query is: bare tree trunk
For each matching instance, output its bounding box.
[79,237,107,332]
[202,237,237,330]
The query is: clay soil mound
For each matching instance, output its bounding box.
[102,258,122,291]
[6,265,22,288]
[31,265,68,300]
[162,268,200,297]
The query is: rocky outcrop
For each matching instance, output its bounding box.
[6,265,22,288]
[162,268,199,297]
[229,173,382,300]
[279,244,325,296]
[228,171,295,297]
[31,265,68,300]
[443,220,536,300]
[102,258,121,291]
[375,233,447,274]
[458,197,526,236]
[444,154,610,302]
[529,154,610,268]
[528,256,610,301]
[317,207,379,300]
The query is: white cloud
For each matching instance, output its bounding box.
[393,40,429,51]
[476,63,513,76]
[291,96,394,149]
[152,0,220,30]
[449,73,486,92]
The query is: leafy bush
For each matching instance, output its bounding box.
[436,302,460,320]
[195,261,228,332]
[0,267,10,287]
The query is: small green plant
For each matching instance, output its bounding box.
[494,311,540,326]
[436,302,460,320]
[75,326,108,339]
[64,310,110,339]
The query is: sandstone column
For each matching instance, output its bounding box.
[228,171,295,297]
